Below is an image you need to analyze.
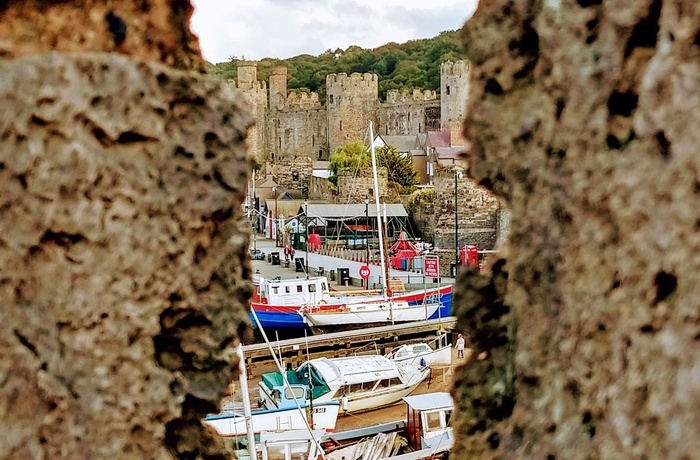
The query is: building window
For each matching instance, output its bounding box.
[318,150,323,160]
[385,125,388,135]
[329,95,334,104]
[446,86,451,95]
[278,137,281,149]
[312,134,315,146]
[340,121,342,131]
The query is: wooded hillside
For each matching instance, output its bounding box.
[207,30,464,101]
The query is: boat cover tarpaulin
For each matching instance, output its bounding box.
[261,367,331,401]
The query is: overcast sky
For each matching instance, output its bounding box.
[190,0,479,64]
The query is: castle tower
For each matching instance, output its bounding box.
[326,73,378,152]
[236,60,258,89]
[440,60,470,145]
[269,66,288,110]
[234,61,268,162]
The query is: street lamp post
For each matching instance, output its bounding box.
[454,169,463,271]
[272,187,278,246]
[304,199,309,278]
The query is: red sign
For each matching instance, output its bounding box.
[424,257,439,278]
[359,265,371,279]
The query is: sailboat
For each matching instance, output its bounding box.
[299,122,444,329]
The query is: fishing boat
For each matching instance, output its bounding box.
[321,392,454,460]
[385,333,452,368]
[258,355,430,415]
[204,400,340,437]
[251,275,452,330]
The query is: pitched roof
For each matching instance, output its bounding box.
[302,203,408,226]
[377,135,416,152]
[426,131,451,148]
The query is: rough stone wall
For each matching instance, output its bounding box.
[433,166,500,251]
[0,1,204,70]
[336,168,390,204]
[270,157,313,196]
[0,4,254,459]
[451,1,700,459]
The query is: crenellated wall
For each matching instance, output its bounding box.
[233,60,470,171]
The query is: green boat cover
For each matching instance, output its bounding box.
[261,364,331,401]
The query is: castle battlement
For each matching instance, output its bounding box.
[232,80,266,91]
[270,67,288,77]
[385,88,438,104]
[326,72,378,87]
[286,91,321,109]
[440,60,470,76]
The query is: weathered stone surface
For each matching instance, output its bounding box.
[0,1,204,70]
[451,1,700,459]
[0,53,253,459]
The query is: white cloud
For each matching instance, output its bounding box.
[191,0,479,63]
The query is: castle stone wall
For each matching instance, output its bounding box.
[433,166,500,251]
[336,167,389,204]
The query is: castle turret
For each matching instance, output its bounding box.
[326,73,378,152]
[233,60,268,162]
[236,60,259,89]
[269,66,288,110]
[440,60,471,144]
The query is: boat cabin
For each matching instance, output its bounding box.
[255,276,331,306]
[403,392,454,451]
[259,429,325,460]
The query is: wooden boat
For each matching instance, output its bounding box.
[386,333,452,368]
[258,355,430,415]
[251,275,452,329]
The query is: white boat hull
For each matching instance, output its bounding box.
[341,378,428,414]
[303,302,440,327]
[391,345,452,368]
[204,402,340,436]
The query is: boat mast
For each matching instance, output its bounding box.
[369,122,388,303]
[236,344,257,460]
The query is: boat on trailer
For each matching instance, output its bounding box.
[258,355,430,415]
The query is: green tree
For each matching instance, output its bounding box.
[377,145,419,194]
[328,141,370,186]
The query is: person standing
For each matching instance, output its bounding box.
[455,334,465,359]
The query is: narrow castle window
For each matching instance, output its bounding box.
[385,125,388,135]
[318,150,322,160]
[340,121,342,131]
[278,137,281,149]
[312,134,315,146]
[329,95,334,104]
[446,86,451,95]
